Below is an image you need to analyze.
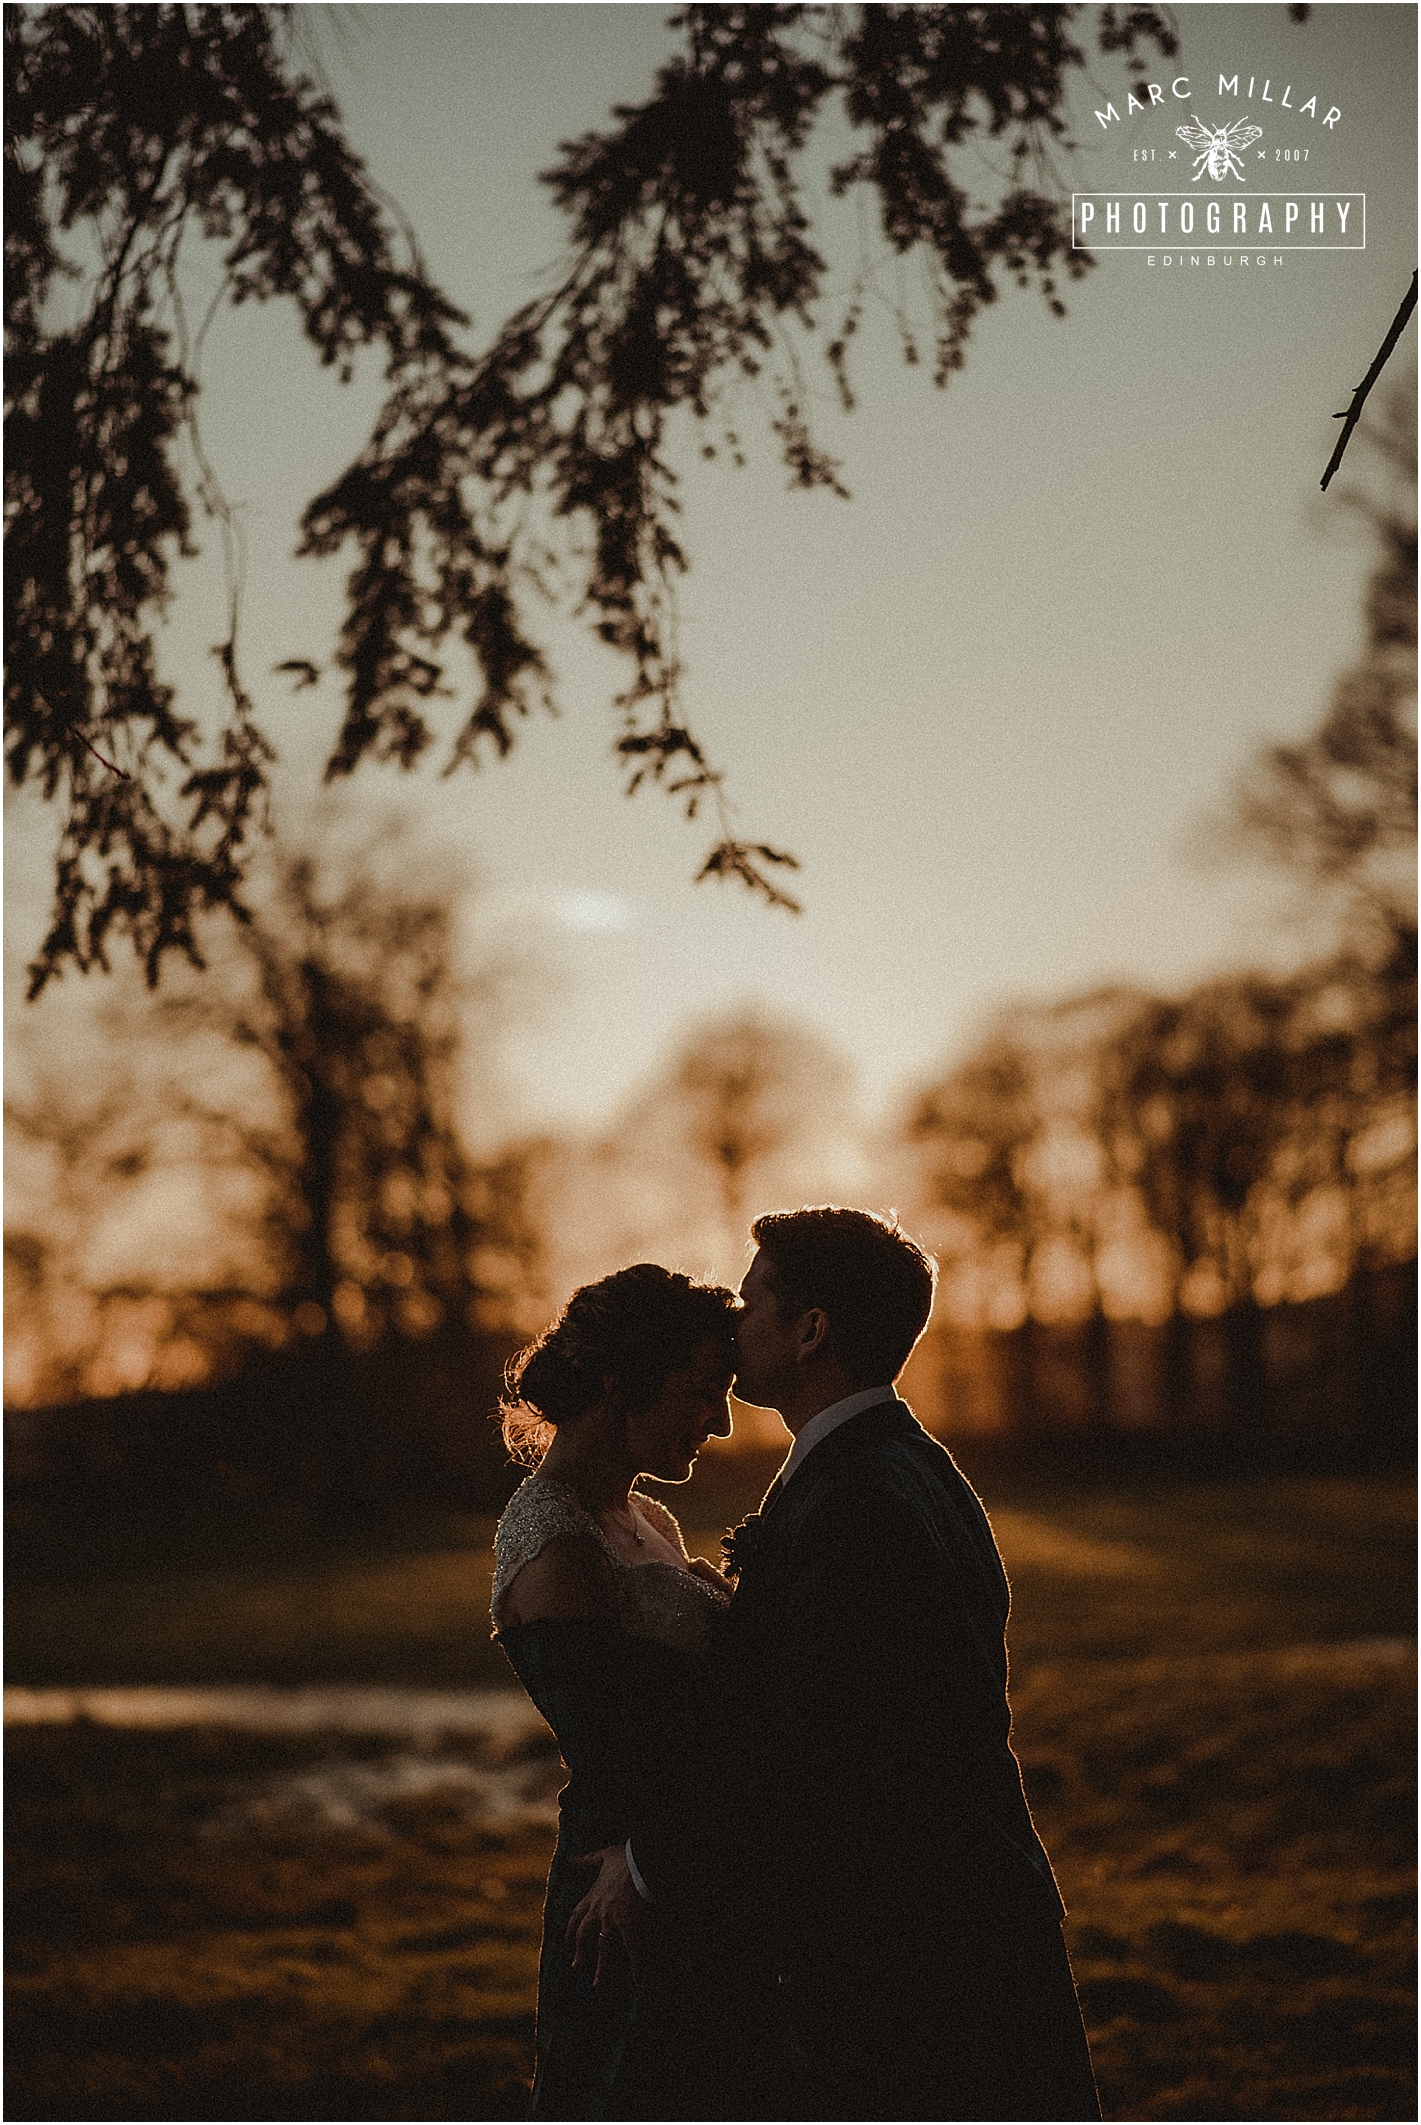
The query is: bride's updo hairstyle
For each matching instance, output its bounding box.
[501,1264,737,1466]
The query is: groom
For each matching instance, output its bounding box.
[569,1207,1099,2120]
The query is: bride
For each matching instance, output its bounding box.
[491,1263,764,2119]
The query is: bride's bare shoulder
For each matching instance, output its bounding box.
[632,1492,686,1554]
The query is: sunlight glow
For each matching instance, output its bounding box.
[551,891,638,934]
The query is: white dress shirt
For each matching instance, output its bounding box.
[626,1382,898,1902]
[776,1382,897,1489]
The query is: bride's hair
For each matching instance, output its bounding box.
[500,1263,737,1466]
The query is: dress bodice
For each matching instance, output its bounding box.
[492,1474,730,1648]
[492,1475,730,1860]
[493,1485,761,2119]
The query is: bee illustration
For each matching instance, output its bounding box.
[1176,115,1263,182]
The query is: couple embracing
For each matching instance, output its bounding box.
[491,1208,1099,2121]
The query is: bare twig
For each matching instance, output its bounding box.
[75,729,129,778]
[35,692,131,779]
[1320,270,1418,491]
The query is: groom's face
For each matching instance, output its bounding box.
[733,1250,801,1410]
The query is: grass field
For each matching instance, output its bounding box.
[6,1462,1416,2120]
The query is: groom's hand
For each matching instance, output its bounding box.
[567,1844,644,1986]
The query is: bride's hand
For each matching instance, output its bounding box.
[567,1843,645,1986]
[686,1555,729,1584]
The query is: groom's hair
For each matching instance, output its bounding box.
[750,1208,936,1386]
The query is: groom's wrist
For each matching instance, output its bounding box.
[625,1839,653,1903]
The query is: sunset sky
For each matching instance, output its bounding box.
[6,1,1417,1142]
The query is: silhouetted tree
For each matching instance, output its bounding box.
[907,1026,1040,1290]
[904,973,1398,1435]
[1271,942,1415,1432]
[908,1023,1046,1428]
[905,993,1137,1428]
[656,1006,856,1238]
[1225,380,1417,955]
[1095,943,1417,1434]
[5,841,539,1458]
[6,2,1183,990]
[1096,977,1306,1428]
[5,1039,289,1404]
[221,848,544,1509]
[507,1006,858,1308]
[229,853,491,1353]
[1211,378,1417,1426]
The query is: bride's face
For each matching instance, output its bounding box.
[623,1336,733,1483]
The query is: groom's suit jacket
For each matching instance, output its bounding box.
[634,1399,1096,2120]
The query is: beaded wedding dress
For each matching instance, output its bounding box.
[492,1475,738,2119]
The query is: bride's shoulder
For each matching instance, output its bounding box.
[492,1475,615,1624]
[495,1474,597,1562]
[632,1491,687,1555]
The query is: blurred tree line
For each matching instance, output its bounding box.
[5,830,543,1543]
[7,390,1415,1544]
[899,388,1415,1454]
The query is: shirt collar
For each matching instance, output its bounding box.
[779,1383,896,1488]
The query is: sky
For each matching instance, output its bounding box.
[6,0,1417,1147]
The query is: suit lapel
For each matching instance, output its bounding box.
[785,1395,917,1499]
[741,1399,919,1572]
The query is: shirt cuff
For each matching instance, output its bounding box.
[625,1839,653,1904]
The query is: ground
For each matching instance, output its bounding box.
[5,1462,1416,2121]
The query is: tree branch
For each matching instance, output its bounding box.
[1320,270,1418,492]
